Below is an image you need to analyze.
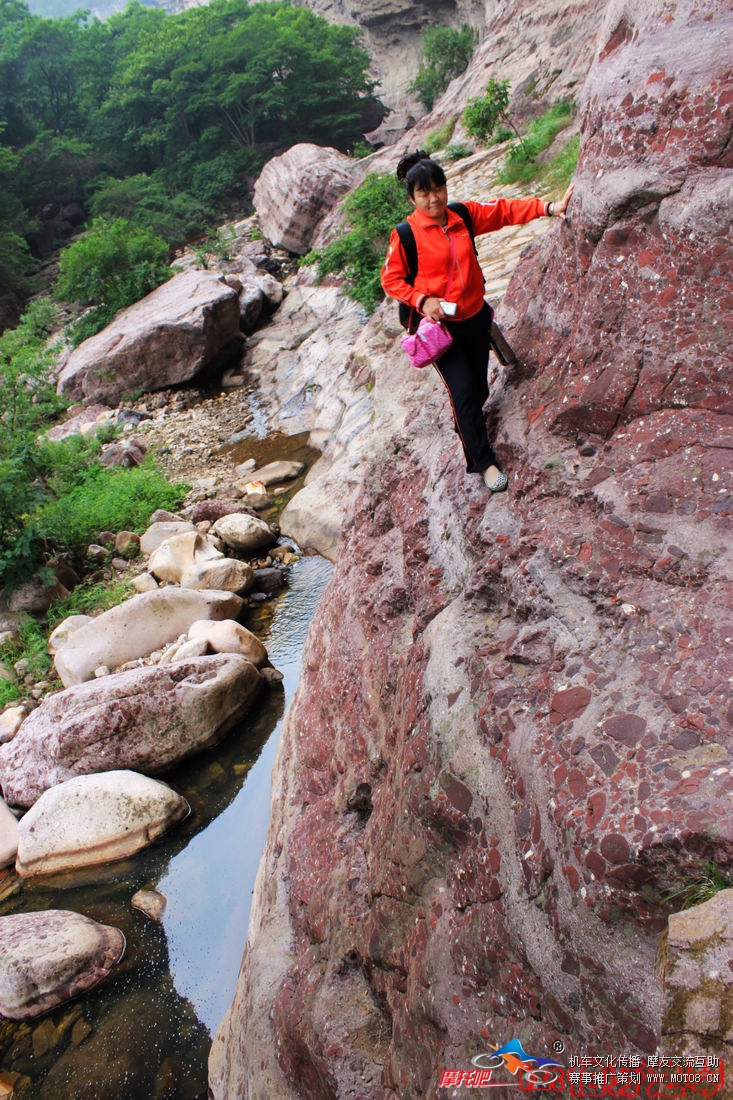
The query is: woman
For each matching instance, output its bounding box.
[381,151,573,492]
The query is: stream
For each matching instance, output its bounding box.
[0,419,332,1099]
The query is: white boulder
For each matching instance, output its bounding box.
[16,770,190,878]
[188,619,268,667]
[53,588,243,687]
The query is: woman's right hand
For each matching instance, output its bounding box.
[422,296,446,322]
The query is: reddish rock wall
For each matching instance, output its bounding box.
[210,1,732,1095]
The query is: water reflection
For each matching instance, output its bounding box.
[0,554,333,1098]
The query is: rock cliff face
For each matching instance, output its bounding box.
[210,0,732,1095]
[294,0,604,140]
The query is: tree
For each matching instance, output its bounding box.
[409,24,476,111]
[462,78,514,144]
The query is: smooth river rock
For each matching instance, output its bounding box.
[0,910,125,1020]
[0,654,262,808]
[187,619,268,667]
[16,770,190,878]
[53,587,244,687]
[210,513,277,554]
[0,798,18,868]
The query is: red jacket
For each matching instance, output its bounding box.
[381,197,550,321]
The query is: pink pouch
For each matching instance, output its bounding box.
[401,317,453,368]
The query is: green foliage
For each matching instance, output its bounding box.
[444,142,473,163]
[46,575,135,628]
[497,99,575,185]
[350,140,373,159]
[190,224,237,269]
[424,120,455,154]
[462,77,511,144]
[542,134,580,191]
[0,0,381,317]
[0,133,39,327]
[88,174,209,247]
[409,24,476,110]
[306,172,411,313]
[0,613,53,703]
[37,455,189,558]
[0,299,65,585]
[55,217,172,344]
[0,576,135,704]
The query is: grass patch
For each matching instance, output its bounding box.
[0,615,55,704]
[665,862,733,911]
[542,134,580,192]
[425,120,455,154]
[497,100,575,185]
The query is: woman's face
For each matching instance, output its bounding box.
[411,182,448,224]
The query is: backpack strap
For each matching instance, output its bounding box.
[394,203,479,330]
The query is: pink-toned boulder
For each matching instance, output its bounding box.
[254,144,354,255]
[0,654,262,808]
[0,910,125,1020]
[56,271,241,405]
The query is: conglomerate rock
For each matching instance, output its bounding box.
[210,0,733,1096]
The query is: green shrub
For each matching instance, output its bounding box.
[37,458,189,559]
[0,614,54,703]
[306,172,411,313]
[46,576,135,629]
[55,217,172,346]
[409,25,477,111]
[88,174,209,248]
[444,142,473,163]
[0,300,66,587]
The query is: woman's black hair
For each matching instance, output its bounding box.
[396,150,447,197]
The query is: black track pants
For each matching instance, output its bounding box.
[434,303,497,473]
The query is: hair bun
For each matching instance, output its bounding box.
[396,150,429,181]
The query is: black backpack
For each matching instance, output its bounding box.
[394,203,516,366]
[395,202,479,332]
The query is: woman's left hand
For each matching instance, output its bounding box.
[551,182,574,220]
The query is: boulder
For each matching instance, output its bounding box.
[0,910,125,1020]
[253,144,354,255]
[0,708,25,745]
[15,770,190,878]
[190,500,255,525]
[0,798,18,868]
[53,588,243,687]
[47,615,94,656]
[56,270,241,405]
[245,460,306,487]
[139,520,196,555]
[211,513,276,554]
[187,619,268,667]
[181,558,255,594]
[147,530,224,584]
[0,654,262,808]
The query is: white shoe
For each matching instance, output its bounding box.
[482,467,508,493]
